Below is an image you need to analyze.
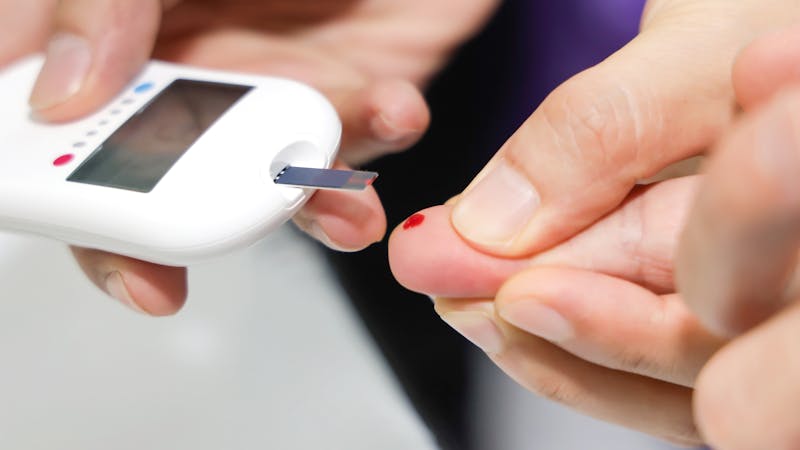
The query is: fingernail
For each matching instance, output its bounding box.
[499,300,574,342]
[104,271,146,314]
[29,33,92,110]
[441,312,504,354]
[452,159,540,247]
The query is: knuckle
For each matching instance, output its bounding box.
[536,72,646,173]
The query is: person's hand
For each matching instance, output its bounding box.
[445,0,800,259]
[391,177,722,445]
[387,0,800,440]
[677,24,800,450]
[1,0,499,314]
[389,24,800,447]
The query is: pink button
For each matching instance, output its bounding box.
[53,154,75,166]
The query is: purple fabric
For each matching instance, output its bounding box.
[517,0,646,116]
[464,0,649,167]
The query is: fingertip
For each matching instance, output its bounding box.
[28,33,93,115]
[433,298,499,322]
[295,173,387,252]
[368,79,430,143]
[119,263,188,316]
[71,247,187,316]
[388,206,457,295]
[338,79,430,164]
[30,0,162,122]
[493,267,554,311]
[435,298,506,355]
[494,267,605,336]
[387,205,526,298]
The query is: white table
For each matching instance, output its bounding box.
[0,226,436,450]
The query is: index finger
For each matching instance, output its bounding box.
[71,247,187,316]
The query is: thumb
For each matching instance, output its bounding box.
[30,0,175,121]
[449,2,796,257]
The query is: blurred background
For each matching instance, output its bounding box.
[0,1,692,448]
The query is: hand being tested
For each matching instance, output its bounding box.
[2,0,499,314]
[391,178,720,445]
[390,6,800,448]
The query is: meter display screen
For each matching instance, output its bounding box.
[68,80,252,193]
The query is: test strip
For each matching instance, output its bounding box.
[273,166,378,191]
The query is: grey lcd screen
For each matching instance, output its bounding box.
[68,80,252,193]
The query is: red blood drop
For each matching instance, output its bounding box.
[53,154,74,166]
[403,213,425,230]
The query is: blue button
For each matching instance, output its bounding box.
[133,82,154,94]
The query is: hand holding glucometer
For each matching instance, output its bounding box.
[5,0,448,314]
[0,56,378,266]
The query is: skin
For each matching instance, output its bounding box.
[390,180,716,445]
[679,25,800,450]
[2,0,499,314]
[447,0,800,258]
[390,24,800,449]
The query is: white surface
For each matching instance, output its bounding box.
[0,57,341,265]
[0,226,436,450]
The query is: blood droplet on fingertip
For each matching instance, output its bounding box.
[403,213,425,230]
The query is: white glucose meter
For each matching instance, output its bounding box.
[0,56,372,266]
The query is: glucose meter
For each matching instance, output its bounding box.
[0,56,374,265]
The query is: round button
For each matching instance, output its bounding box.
[134,82,154,94]
[53,154,74,167]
